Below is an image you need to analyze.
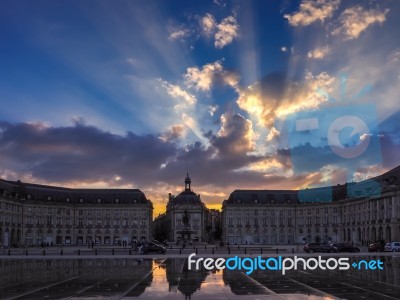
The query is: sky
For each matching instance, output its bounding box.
[1,0,399,216]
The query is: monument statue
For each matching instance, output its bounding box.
[182,210,190,227]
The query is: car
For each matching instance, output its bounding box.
[303,243,337,253]
[144,242,166,254]
[331,243,360,253]
[368,242,385,252]
[384,242,400,252]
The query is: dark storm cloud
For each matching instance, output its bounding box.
[1,114,398,191]
[0,121,176,186]
[0,114,289,190]
[159,112,271,188]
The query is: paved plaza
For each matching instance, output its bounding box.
[0,252,399,299]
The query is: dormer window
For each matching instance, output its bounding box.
[97,198,102,203]
[115,198,120,203]
[47,196,52,201]
[66,197,70,203]
[79,198,84,203]
[27,194,32,200]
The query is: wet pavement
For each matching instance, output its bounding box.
[0,256,399,299]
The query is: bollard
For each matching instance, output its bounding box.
[8,250,10,256]
[129,249,132,255]
[78,249,80,256]
[292,248,294,254]
[170,246,172,250]
[276,248,278,254]
[237,245,239,250]
[179,248,182,254]
[25,250,28,256]
[61,249,63,256]
[228,247,230,254]
[195,248,198,254]
[204,245,206,250]
[212,248,214,254]
[244,248,247,254]
[43,249,46,256]
[260,248,263,254]
[95,249,98,256]
[112,248,114,255]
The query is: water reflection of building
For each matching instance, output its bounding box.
[165,258,209,299]
[0,259,153,296]
[222,256,400,297]
[222,166,400,245]
[154,173,209,243]
[0,180,153,247]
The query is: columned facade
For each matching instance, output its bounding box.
[0,180,153,247]
[222,167,400,245]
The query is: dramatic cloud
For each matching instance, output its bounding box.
[200,13,239,48]
[0,120,300,198]
[184,60,239,92]
[209,105,218,116]
[307,46,330,59]
[332,6,389,40]
[284,0,340,26]
[168,27,190,41]
[236,71,335,128]
[0,121,177,186]
[159,125,185,142]
[215,15,239,49]
[214,112,257,156]
[201,13,216,36]
[159,79,196,104]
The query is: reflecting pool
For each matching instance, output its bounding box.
[0,256,399,299]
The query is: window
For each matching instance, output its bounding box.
[228,218,233,226]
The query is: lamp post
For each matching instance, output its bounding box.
[295,202,299,251]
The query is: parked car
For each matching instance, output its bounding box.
[144,242,166,254]
[331,243,360,253]
[368,242,385,252]
[304,243,337,253]
[384,242,400,252]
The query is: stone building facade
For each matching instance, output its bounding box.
[153,173,209,243]
[222,166,400,245]
[0,180,153,247]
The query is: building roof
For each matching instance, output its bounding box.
[223,165,400,205]
[168,190,204,206]
[0,179,151,205]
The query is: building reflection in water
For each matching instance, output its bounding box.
[0,259,153,298]
[0,256,399,299]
